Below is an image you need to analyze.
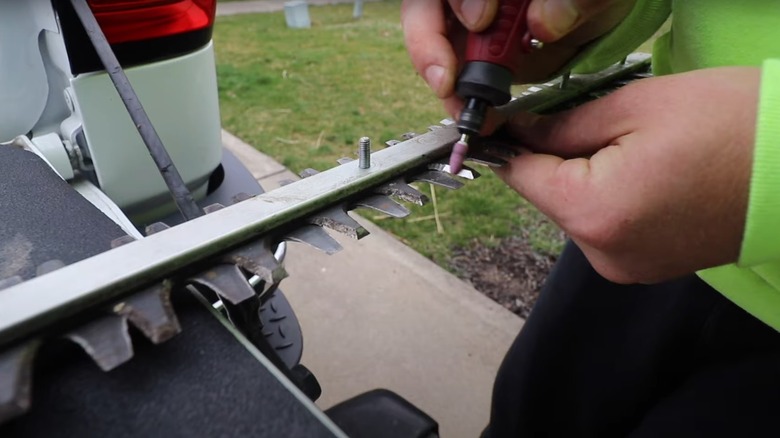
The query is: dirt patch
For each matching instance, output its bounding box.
[449,234,559,319]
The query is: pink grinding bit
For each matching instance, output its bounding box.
[449,134,469,174]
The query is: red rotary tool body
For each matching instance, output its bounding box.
[450,0,537,173]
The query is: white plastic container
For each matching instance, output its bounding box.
[353,0,364,19]
[284,1,311,29]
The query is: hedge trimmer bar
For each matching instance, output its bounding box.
[0,53,651,423]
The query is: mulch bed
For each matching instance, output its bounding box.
[449,235,559,319]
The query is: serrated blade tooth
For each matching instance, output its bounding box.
[223,241,288,286]
[110,235,136,249]
[466,150,508,167]
[203,203,226,214]
[0,340,41,424]
[375,178,429,206]
[283,225,343,255]
[189,264,256,305]
[337,157,354,165]
[385,139,401,147]
[145,222,170,236]
[0,276,23,291]
[410,170,464,190]
[401,132,417,140]
[64,315,133,372]
[299,168,319,178]
[36,260,66,277]
[308,206,369,239]
[428,162,481,179]
[114,283,180,344]
[352,195,410,218]
[440,118,455,126]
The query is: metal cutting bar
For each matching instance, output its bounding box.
[0,127,456,346]
[0,53,651,348]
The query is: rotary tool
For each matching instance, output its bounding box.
[450,0,541,173]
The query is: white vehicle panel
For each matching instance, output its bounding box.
[0,1,57,142]
[71,42,223,214]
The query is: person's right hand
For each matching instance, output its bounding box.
[401,0,637,119]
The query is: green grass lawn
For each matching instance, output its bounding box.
[212,0,565,266]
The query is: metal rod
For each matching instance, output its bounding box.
[69,0,203,221]
[0,53,651,348]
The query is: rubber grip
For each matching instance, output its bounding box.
[464,0,534,73]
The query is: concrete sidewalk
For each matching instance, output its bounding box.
[222,131,524,438]
[217,0,380,16]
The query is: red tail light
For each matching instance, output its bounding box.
[87,0,217,44]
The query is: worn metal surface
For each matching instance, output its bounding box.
[64,315,133,371]
[190,264,257,306]
[283,225,343,255]
[0,340,40,424]
[114,284,181,344]
[411,170,464,190]
[353,195,411,218]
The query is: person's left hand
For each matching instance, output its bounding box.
[493,66,761,283]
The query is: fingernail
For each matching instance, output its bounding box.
[542,0,580,37]
[460,0,486,28]
[424,65,446,95]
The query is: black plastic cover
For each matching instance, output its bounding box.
[326,389,439,438]
[455,61,513,106]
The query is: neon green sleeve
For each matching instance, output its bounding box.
[571,0,670,74]
[738,58,780,267]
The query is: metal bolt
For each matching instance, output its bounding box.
[530,38,544,50]
[358,136,371,169]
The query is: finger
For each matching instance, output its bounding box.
[504,88,634,157]
[493,151,587,222]
[526,0,622,43]
[494,143,630,243]
[401,0,458,99]
[448,0,499,31]
[443,96,465,120]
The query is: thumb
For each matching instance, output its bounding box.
[527,0,615,42]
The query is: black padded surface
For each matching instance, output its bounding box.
[0,146,126,281]
[2,292,338,437]
[0,146,337,436]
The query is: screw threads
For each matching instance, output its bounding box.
[358,136,371,169]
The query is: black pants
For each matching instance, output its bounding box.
[484,242,780,438]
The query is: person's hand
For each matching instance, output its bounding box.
[493,66,760,284]
[401,0,637,118]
